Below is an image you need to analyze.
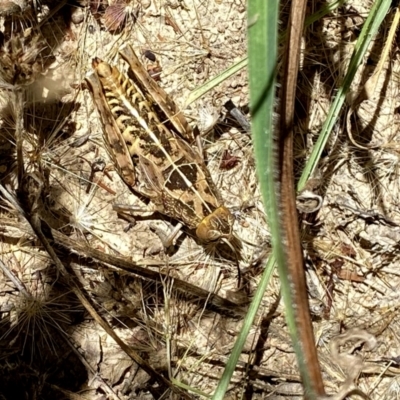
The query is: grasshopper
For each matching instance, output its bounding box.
[86,45,234,245]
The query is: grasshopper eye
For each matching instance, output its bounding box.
[196,221,209,241]
[204,229,221,242]
[196,223,220,242]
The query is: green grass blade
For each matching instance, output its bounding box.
[184,57,248,107]
[211,0,279,398]
[304,0,346,26]
[212,0,390,398]
[184,0,344,110]
[212,258,275,399]
[298,0,392,191]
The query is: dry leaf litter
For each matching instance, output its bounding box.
[0,1,399,399]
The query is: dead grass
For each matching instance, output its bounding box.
[0,0,400,399]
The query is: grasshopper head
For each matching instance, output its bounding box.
[92,58,114,79]
[196,206,234,243]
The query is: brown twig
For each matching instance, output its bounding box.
[0,183,194,400]
[0,219,246,318]
[278,0,325,397]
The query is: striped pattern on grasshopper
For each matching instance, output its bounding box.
[86,47,234,243]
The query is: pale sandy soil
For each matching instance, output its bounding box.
[0,1,400,399]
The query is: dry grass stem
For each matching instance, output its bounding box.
[0,0,399,399]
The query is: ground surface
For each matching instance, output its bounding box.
[0,1,400,399]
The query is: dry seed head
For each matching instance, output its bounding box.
[69,196,96,234]
[65,183,113,240]
[0,30,46,87]
[1,288,75,356]
[0,0,27,16]
[46,181,98,236]
[103,0,136,31]
[198,103,219,134]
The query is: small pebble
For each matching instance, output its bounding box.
[71,7,84,24]
[141,0,151,9]
[231,95,241,105]
[143,50,156,62]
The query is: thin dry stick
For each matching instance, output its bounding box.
[278,0,325,397]
[346,7,400,150]
[0,258,30,297]
[14,90,24,187]
[0,183,193,400]
[0,219,246,317]
[364,8,400,98]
